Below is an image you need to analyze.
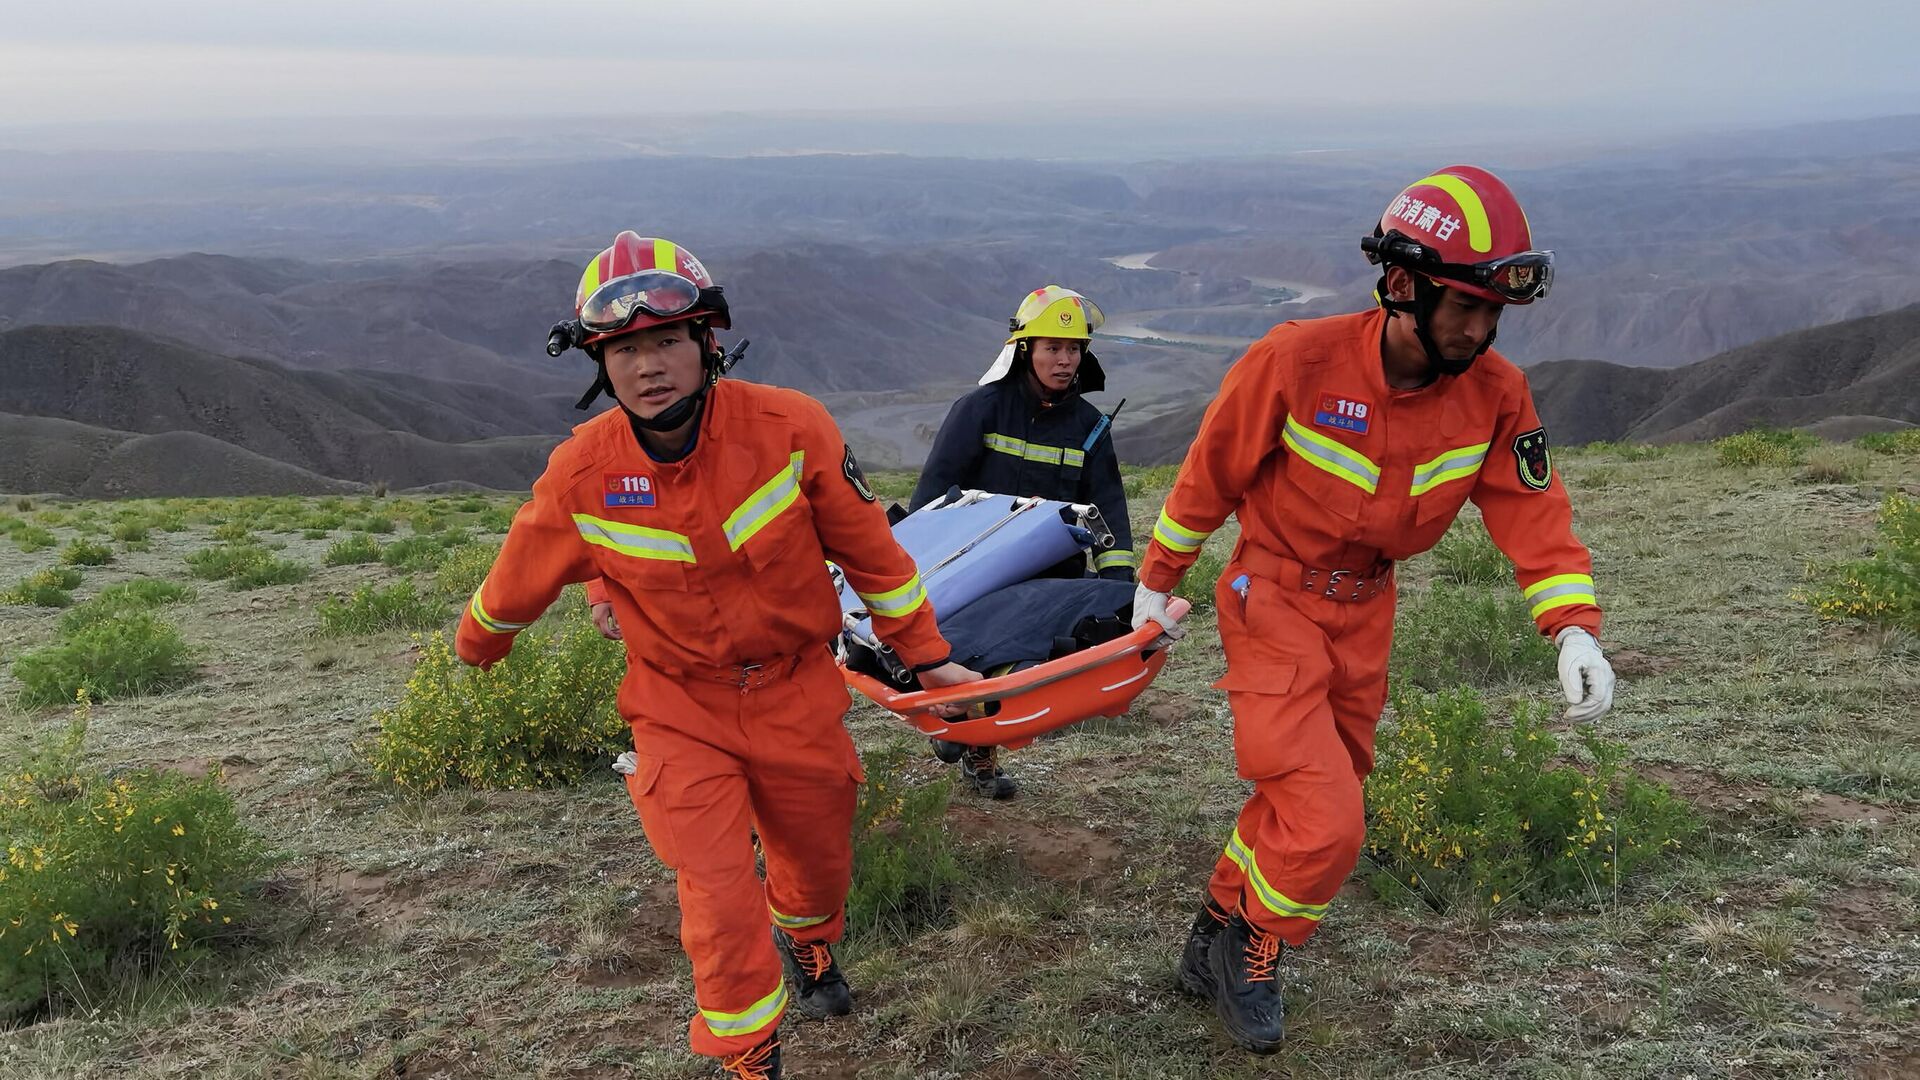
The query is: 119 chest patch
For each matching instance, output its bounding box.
[603,472,657,508]
[1314,393,1373,435]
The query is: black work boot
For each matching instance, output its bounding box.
[718,1031,780,1079]
[960,745,1017,799]
[1208,911,1286,1054]
[1177,897,1232,999]
[772,927,853,1019]
[930,736,966,764]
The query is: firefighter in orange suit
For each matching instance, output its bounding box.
[457,232,978,1080]
[1129,168,1616,1053]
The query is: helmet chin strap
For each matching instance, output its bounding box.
[1377,272,1497,377]
[598,329,726,451]
[625,380,710,432]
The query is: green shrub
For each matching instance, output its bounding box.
[1797,446,1868,485]
[12,613,196,707]
[226,557,308,591]
[317,581,449,637]
[324,530,384,564]
[1431,522,1510,586]
[367,614,624,791]
[107,579,195,604]
[433,541,501,601]
[1391,583,1555,692]
[183,541,307,590]
[13,526,57,553]
[379,531,470,573]
[110,521,149,543]
[184,542,269,581]
[1799,492,1920,633]
[846,747,961,938]
[2,568,83,608]
[210,521,253,543]
[409,512,448,534]
[58,580,194,634]
[1713,427,1817,467]
[323,534,383,566]
[12,496,32,511]
[0,699,276,1019]
[1122,464,1182,498]
[1366,687,1696,912]
[472,505,519,533]
[1857,429,1920,455]
[59,539,114,567]
[354,514,396,535]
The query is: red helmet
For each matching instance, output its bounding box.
[1365,165,1552,305]
[572,231,731,348]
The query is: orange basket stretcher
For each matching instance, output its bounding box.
[833,490,1191,749]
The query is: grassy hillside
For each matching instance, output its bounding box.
[0,446,1915,1078]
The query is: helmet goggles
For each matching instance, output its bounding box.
[577,270,707,335]
[1365,230,1555,303]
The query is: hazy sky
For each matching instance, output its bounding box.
[3,0,1915,138]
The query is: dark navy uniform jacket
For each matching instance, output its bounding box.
[909,378,1135,580]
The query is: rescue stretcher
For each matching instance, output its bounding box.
[831,490,1190,749]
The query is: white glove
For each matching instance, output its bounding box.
[612,751,638,776]
[1555,627,1615,723]
[1131,582,1185,639]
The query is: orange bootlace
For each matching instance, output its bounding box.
[721,1037,779,1080]
[1243,926,1282,983]
[965,746,998,773]
[794,940,833,980]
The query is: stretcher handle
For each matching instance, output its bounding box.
[846,598,1191,716]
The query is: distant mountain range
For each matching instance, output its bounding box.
[0,248,1225,402]
[1115,304,1920,466]
[6,118,1920,493]
[4,304,1915,496]
[0,325,560,495]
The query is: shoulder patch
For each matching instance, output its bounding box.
[1513,427,1552,491]
[842,444,877,502]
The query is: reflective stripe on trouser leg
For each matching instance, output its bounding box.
[755,652,860,945]
[624,673,810,1059]
[1204,561,1386,947]
[657,762,789,1057]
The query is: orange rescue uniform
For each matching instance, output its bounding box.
[1140,308,1601,945]
[456,379,948,1058]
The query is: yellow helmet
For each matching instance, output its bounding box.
[1006,285,1104,344]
